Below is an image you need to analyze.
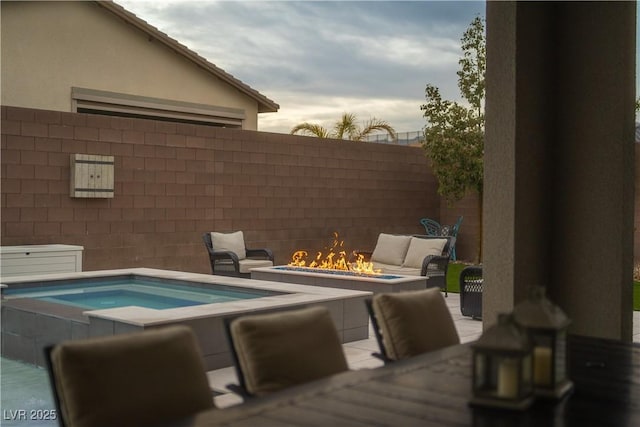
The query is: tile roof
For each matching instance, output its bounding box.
[98,1,279,113]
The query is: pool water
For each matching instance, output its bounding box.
[51,289,204,310]
[2,276,275,310]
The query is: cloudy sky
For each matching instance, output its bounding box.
[115,0,484,134]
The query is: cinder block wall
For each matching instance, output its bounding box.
[2,106,483,273]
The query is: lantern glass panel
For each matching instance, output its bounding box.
[474,352,489,390]
[521,353,533,394]
[473,350,531,401]
[553,330,568,384]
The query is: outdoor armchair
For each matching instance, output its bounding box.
[203,231,274,278]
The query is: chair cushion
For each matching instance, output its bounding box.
[49,326,213,427]
[402,237,448,268]
[230,306,348,396]
[238,258,274,273]
[372,288,460,361]
[371,262,421,276]
[370,233,411,266]
[211,231,246,260]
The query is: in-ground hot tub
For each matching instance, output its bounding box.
[0,268,371,369]
[251,265,429,293]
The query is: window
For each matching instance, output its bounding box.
[72,87,245,128]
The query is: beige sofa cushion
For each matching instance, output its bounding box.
[372,288,460,361]
[371,262,421,276]
[370,233,411,266]
[211,231,246,260]
[230,306,348,396]
[238,258,274,273]
[402,237,448,268]
[49,326,213,427]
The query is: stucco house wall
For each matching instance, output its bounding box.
[1,1,276,130]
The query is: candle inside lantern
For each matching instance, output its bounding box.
[533,346,552,386]
[497,358,519,398]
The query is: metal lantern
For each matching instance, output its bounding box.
[470,313,534,410]
[513,286,573,399]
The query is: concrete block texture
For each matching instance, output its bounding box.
[0,105,488,272]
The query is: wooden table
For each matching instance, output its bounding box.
[174,335,640,426]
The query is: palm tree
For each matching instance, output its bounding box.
[290,113,397,142]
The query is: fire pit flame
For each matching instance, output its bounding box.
[288,232,381,275]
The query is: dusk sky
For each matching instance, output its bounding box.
[116,0,486,135]
[117,1,640,134]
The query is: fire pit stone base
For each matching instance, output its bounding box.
[251,266,429,294]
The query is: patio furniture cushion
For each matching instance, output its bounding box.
[46,326,213,427]
[229,306,349,396]
[370,233,411,266]
[372,288,460,361]
[371,262,421,276]
[238,259,274,273]
[215,259,274,274]
[402,237,448,268]
[211,231,246,260]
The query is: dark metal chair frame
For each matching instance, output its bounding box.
[419,218,442,236]
[418,235,455,296]
[202,232,274,278]
[459,265,483,320]
[222,316,256,400]
[364,298,393,364]
[439,216,463,261]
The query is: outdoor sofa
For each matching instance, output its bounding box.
[358,233,455,294]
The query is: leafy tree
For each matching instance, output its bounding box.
[420,16,485,261]
[290,113,397,142]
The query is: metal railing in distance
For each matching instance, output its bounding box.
[363,131,424,146]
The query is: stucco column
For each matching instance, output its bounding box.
[484,1,635,341]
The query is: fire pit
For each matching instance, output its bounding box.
[251,233,427,293]
[251,265,427,293]
[287,232,380,274]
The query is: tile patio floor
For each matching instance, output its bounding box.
[207,294,640,409]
